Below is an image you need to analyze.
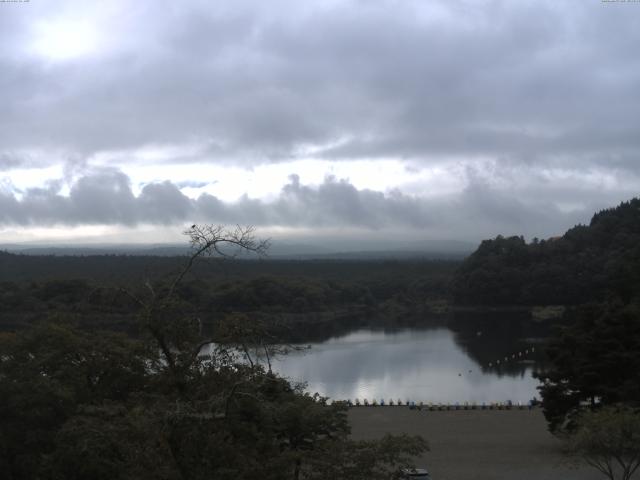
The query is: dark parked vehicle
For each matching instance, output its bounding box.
[400,467,432,479]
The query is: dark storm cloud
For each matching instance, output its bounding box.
[193,175,435,229]
[0,171,189,226]
[1,0,639,170]
[0,170,616,240]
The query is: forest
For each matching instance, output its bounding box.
[453,198,640,306]
[452,198,640,441]
[0,252,455,339]
[3,200,640,478]
[1,226,432,480]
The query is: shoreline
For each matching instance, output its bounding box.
[344,402,536,409]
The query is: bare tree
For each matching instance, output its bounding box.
[121,224,269,388]
[169,224,269,298]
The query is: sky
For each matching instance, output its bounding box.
[1,0,639,248]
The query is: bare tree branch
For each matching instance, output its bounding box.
[168,224,269,299]
[118,224,269,387]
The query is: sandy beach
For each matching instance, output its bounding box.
[349,407,602,480]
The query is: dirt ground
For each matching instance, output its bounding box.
[348,407,603,480]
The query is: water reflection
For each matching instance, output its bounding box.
[448,311,549,377]
[272,327,543,404]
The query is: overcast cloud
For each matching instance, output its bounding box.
[1,0,639,245]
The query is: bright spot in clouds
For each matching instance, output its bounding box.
[120,159,465,202]
[31,18,101,61]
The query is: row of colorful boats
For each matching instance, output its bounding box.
[342,399,539,410]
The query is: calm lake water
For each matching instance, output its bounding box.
[272,326,544,404]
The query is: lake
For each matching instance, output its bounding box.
[272,324,545,404]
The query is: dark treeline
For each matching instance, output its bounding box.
[451,197,640,433]
[453,198,640,306]
[0,254,456,337]
[0,251,457,285]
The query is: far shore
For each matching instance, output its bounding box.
[449,304,565,319]
[348,407,600,480]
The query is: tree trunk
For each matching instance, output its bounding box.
[293,457,301,480]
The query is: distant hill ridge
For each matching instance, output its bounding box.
[0,239,473,260]
[452,197,640,306]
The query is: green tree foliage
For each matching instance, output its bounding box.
[0,256,456,335]
[536,302,640,433]
[563,406,640,480]
[453,198,640,305]
[458,200,640,434]
[0,225,427,479]
[0,324,427,480]
[0,323,149,479]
